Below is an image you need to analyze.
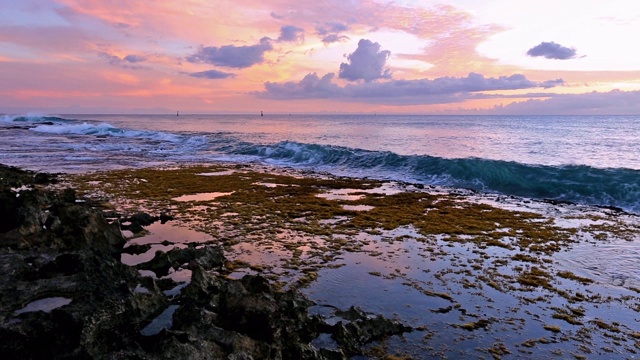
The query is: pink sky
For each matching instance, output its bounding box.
[2,0,640,114]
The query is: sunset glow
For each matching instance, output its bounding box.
[2,0,640,114]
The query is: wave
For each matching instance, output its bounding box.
[239,141,640,213]
[1,113,70,124]
[29,121,209,146]
[8,114,640,212]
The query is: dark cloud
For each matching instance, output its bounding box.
[278,25,304,42]
[316,22,349,44]
[123,54,147,63]
[99,52,146,68]
[186,37,273,68]
[189,69,235,79]
[270,12,285,20]
[316,21,349,35]
[259,72,563,105]
[321,33,349,44]
[99,52,122,66]
[339,39,391,82]
[526,41,578,60]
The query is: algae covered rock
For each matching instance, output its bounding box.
[0,164,413,359]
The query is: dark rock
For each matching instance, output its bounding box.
[160,212,174,224]
[0,189,21,234]
[332,313,413,355]
[121,243,152,255]
[34,172,57,185]
[121,212,159,234]
[0,164,413,359]
[136,245,224,277]
[335,306,368,321]
[61,188,76,203]
[102,210,121,219]
[130,212,157,226]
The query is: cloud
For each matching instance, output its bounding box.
[186,37,273,68]
[315,21,349,43]
[99,52,147,68]
[263,73,342,99]
[490,89,640,115]
[189,69,235,79]
[123,54,147,63]
[278,25,304,42]
[526,41,578,60]
[259,72,563,105]
[321,33,349,44]
[316,21,349,36]
[339,39,391,82]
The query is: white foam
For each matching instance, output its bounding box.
[30,122,185,143]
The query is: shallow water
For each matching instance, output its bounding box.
[140,305,180,336]
[171,192,233,202]
[83,164,640,358]
[126,222,213,246]
[556,238,640,289]
[14,297,72,315]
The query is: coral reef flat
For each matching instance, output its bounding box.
[2,163,640,358]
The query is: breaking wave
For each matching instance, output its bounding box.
[5,115,639,213]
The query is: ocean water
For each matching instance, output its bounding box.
[1,113,639,213]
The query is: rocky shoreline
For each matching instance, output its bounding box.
[0,164,413,359]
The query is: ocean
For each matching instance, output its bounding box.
[1,113,639,213]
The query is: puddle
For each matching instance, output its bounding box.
[164,268,192,283]
[121,243,187,266]
[15,297,72,315]
[164,283,189,298]
[311,333,340,351]
[317,192,365,201]
[172,192,233,202]
[254,182,287,188]
[197,170,235,176]
[140,305,179,336]
[231,241,289,267]
[342,204,374,211]
[126,222,213,246]
[317,183,405,202]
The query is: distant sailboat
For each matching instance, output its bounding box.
[177,111,179,116]
[260,111,263,117]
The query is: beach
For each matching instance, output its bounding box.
[56,163,640,358]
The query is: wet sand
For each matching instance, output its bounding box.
[63,163,640,359]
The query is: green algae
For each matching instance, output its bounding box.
[65,165,581,258]
[557,271,594,285]
[64,164,588,287]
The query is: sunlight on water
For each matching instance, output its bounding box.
[171,192,233,202]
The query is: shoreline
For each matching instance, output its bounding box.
[3,163,640,358]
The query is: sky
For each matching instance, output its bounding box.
[2,0,640,115]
